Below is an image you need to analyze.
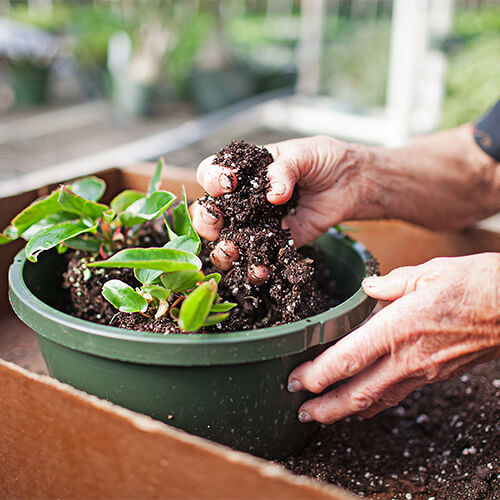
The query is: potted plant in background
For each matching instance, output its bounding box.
[3,144,377,459]
[0,15,62,106]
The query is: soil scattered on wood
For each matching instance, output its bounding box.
[279,358,500,500]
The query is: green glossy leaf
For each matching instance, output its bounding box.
[20,211,79,240]
[10,189,62,238]
[160,270,204,293]
[171,187,200,248]
[88,248,202,273]
[102,280,148,313]
[134,236,199,285]
[119,191,176,227]
[202,312,230,327]
[210,302,237,313]
[142,284,170,302]
[58,187,109,222]
[26,220,96,262]
[110,190,144,214]
[165,235,200,254]
[0,233,13,245]
[64,236,101,252]
[179,279,217,332]
[203,273,221,284]
[68,176,106,201]
[148,158,164,196]
[134,267,163,286]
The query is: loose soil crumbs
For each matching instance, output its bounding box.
[279,358,500,500]
[200,140,336,331]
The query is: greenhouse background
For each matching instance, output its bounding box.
[0,0,499,196]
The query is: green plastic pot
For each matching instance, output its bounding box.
[9,230,377,458]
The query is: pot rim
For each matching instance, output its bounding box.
[9,229,378,365]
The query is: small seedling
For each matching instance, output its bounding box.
[1,160,236,332]
[0,159,175,261]
[89,191,236,332]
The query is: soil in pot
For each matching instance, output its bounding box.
[62,140,340,333]
[279,358,500,500]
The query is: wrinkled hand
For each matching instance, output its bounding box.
[288,253,500,424]
[190,136,370,270]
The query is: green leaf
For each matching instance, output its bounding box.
[160,270,204,293]
[68,176,106,201]
[165,235,200,254]
[64,236,101,253]
[179,279,217,332]
[119,191,176,227]
[202,313,230,327]
[210,302,237,313]
[102,280,148,313]
[142,284,171,302]
[171,187,200,249]
[110,190,144,214]
[203,273,221,284]
[147,158,164,196]
[88,248,202,273]
[0,233,13,245]
[20,211,79,240]
[58,187,109,222]
[10,189,62,238]
[26,220,96,262]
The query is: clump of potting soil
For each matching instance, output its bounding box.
[199,140,337,331]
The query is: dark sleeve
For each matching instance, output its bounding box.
[474,99,500,162]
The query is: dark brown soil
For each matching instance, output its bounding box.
[279,358,500,500]
[200,140,336,331]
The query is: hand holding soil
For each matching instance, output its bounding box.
[191,135,371,249]
[288,253,500,423]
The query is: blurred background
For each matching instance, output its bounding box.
[0,0,499,196]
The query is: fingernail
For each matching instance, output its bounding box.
[219,173,234,192]
[362,277,377,289]
[201,207,218,225]
[287,379,304,392]
[298,410,312,423]
[270,181,286,196]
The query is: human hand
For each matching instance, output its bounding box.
[287,253,500,424]
[190,136,374,271]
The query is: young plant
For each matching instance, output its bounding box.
[89,191,236,332]
[0,159,175,261]
[2,161,237,333]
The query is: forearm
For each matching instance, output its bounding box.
[357,124,500,229]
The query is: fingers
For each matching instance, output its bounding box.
[362,263,437,301]
[297,353,424,424]
[266,158,300,205]
[288,309,391,394]
[189,200,223,241]
[247,264,270,285]
[210,240,239,271]
[196,155,237,197]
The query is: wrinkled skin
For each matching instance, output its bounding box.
[192,126,500,423]
[289,254,500,423]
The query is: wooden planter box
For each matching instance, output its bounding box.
[1,164,499,499]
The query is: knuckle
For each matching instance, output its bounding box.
[339,352,362,378]
[349,390,373,412]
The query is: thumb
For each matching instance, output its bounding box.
[264,145,300,205]
[362,265,426,301]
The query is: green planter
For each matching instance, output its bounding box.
[9,63,50,107]
[8,230,377,458]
